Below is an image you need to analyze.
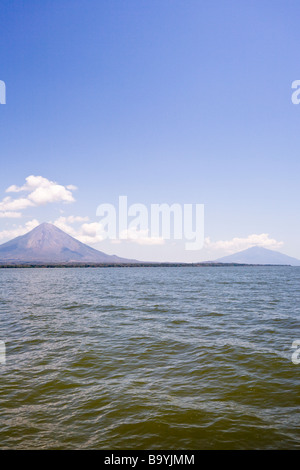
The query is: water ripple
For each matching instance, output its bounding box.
[0,266,299,449]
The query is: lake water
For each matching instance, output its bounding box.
[0,266,299,449]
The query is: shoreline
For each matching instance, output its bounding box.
[0,262,293,268]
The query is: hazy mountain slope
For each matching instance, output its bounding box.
[216,246,300,266]
[0,222,135,263]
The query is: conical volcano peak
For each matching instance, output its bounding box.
[24,222,79,252]
[26,222,66,239]
[0,222,134,264]
[30,222,64,233]
[36,222,53,227]
[216,245,300,266]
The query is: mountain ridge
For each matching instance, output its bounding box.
[215,245,300,266]
[0,224,299,266]
[0,222,136,264]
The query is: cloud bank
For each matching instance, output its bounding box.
[0,175,76,217]
[204,233,283,253]
[0,219,40,242]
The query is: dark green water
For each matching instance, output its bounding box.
[0,266,299,449]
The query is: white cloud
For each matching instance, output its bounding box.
[0,175,76,217]
[5,185,24,193]
[0,196,34,212]
[52,216,81,238]
[53,217,105,245]
[52,217,165,246]
[204,233,283,254]
[80,222,107,244]
[0,219,39,242]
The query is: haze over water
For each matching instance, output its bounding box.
[0,266,299,449]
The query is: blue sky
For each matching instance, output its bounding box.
[0,0,300,262]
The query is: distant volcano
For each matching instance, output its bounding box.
[216,246,300,266]
[0,222,135,264]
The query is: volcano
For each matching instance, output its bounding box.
[216,246,300,266]
[0,222,135,264]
